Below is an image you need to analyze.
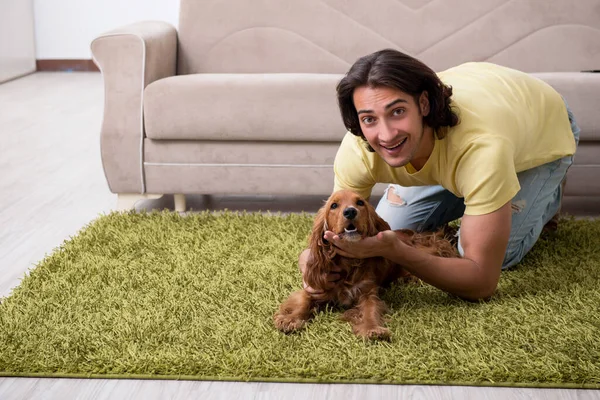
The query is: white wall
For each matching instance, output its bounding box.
[33,0,179,59]
[0,0,36,82]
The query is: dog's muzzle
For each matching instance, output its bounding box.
[343,207,357,220]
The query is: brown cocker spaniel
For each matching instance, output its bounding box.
[274,189,458,340]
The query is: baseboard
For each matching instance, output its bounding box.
[36,59,99,72]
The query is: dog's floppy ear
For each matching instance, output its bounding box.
[304,203,335,291]
[365,201,391,236]
[309,205,327,247]
[308,205,335,260]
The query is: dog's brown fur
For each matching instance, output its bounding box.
[274,189,458,340]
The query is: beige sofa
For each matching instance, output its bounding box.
[91,0,600,213]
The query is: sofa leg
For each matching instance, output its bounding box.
[117,193,164,211]
[174,194,186,212]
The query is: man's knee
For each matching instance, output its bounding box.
[377,184,465,232]
[386,185,406,206]
[376,185,422,230]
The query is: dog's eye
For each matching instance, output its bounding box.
[356,200,365,206]
[331,203,338,209]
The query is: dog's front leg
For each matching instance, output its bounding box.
[274,289,315,333]
[343,292,390,340]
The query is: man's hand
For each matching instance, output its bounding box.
[322,230,402,259]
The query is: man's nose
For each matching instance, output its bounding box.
[343,207,357,220]
[379,119,395,141]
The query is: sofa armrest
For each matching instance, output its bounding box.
[91,21,177,194]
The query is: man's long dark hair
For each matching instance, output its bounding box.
[336,49,459,150]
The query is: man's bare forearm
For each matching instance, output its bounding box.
[384,240,498,301]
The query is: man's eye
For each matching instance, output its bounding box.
[331,203,338,209]
[361,116,374,125]
[392,108,405,116]
[356,200,365,206]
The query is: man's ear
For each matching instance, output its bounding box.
[419,91,430,117]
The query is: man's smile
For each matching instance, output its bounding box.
[381,137,408,153]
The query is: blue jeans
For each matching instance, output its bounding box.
[375,103,580,269]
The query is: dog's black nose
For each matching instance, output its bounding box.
[343,207,357,220]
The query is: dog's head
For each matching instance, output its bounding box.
[318,190,390,242]
[310,190,390,254]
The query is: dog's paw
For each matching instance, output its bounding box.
[354,325,391,341]
[273,312,308,333]
[341,308,362,324]
[367,326,391,340]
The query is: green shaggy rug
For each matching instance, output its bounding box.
[1,211,599,388]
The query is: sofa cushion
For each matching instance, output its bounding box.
[143,73,345,141]
[144,72,600,142]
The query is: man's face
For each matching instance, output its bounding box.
[353,85,430,168]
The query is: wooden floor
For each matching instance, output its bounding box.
[0,72,598,400]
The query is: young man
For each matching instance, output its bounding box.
[301,49,579,301]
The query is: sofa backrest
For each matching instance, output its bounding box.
[177,0,600,75]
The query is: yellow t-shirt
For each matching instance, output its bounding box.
[333,62,576,216]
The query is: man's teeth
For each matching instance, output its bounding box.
[386,138,407,150]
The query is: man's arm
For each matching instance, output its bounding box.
[324,201,512,301]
